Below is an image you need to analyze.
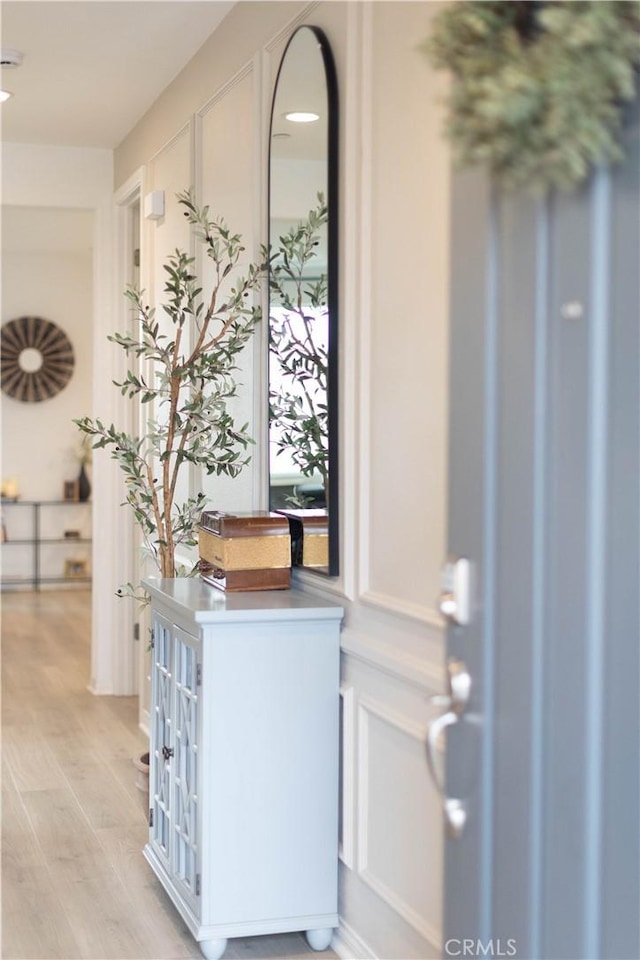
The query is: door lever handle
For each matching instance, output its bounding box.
[426,658,471,838]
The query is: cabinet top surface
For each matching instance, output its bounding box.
[142,577,344,624]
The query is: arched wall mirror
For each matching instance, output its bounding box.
[268,25,339,576]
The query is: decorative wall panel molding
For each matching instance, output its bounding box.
[339,684,356,869]
[355,0,449,615]
[148,119,194,170]
[342,626,442,693]
[357,695,442,952]
[195,59,257,518]
[331,2,365,602]
[265,2,320,55]
[361,589,443,629]
[354,1,374,604]
[197,61,254,122]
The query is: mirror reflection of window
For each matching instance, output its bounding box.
[268,25,339,575]
[269,215,329,506]
[269,310,327,473]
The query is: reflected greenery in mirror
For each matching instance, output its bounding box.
[268,25,338,575]
[269,197,328,504]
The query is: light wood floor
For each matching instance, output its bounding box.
[1,589,338,960]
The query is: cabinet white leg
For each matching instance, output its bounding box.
[305,928,333,951]
[199,938,227,960]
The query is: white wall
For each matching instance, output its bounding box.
[1,209,94,582]
[114,2,450,957]
[1,142,122,693]
[1,211,94,501]
[2,143,113,209]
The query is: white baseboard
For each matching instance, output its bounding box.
[86,682,112,696]
[332,919,378,960]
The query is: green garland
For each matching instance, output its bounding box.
[425,1,640,191]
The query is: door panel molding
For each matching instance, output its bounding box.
[444,102,639,959]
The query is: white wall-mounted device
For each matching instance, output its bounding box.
[144,190,165,221]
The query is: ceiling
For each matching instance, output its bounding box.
[0,1,235,150]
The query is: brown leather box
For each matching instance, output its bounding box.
[198,511,291,591]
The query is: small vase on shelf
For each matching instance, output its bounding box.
[77,463,91,502]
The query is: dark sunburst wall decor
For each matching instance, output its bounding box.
[1,316,75,402]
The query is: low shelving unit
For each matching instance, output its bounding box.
[1,499,92,590]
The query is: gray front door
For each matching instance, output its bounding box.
[438,102,639,960]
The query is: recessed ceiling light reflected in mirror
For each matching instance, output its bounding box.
[0,90,13,103]
[284,111,319,123]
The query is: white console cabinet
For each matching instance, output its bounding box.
[142,578,344,960]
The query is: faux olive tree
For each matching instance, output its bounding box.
[76,189,265,582]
